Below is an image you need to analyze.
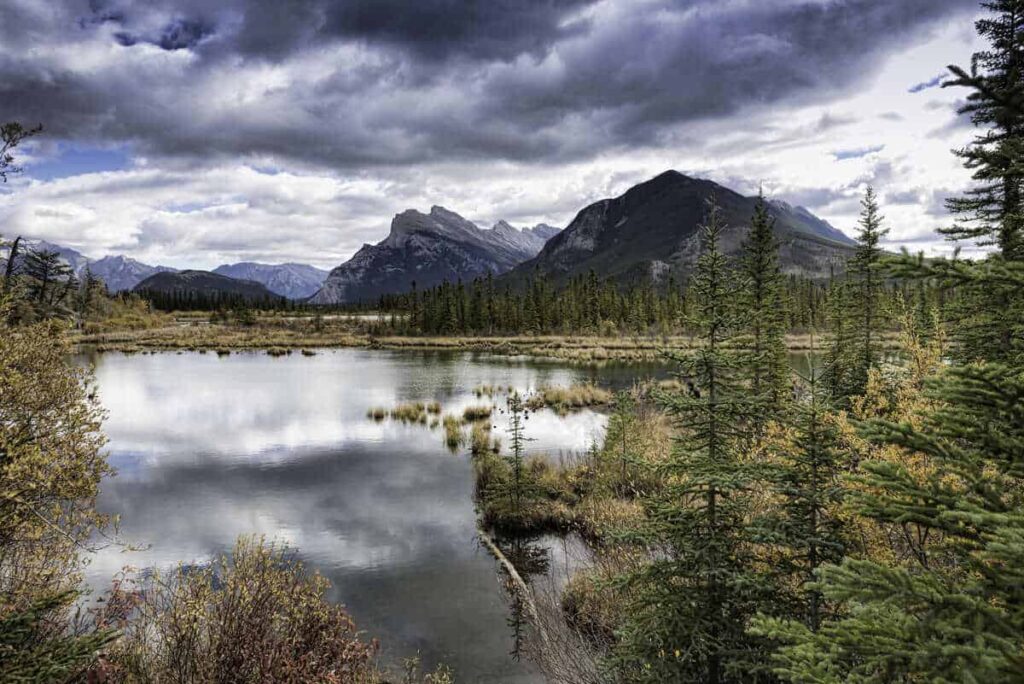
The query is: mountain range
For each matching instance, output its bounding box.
[0,240,328,300]
[6,171,857,306]
[308,207,559,305]
[212,263,328,300]
[505,171,855,288]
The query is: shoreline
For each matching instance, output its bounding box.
[73,324,901,362]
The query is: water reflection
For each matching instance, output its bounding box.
[83,349,648,681]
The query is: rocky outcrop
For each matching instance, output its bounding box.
[309,207,559,305]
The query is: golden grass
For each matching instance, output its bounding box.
[75,318,902,362]
[390,402,428,424]
[462,405,493,422]
[525,383,613,414]
[442,415,463,451]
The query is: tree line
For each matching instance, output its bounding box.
[374,224,944,339]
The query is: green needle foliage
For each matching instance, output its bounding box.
[943,0,1024,259]
[0,591,117,683]
[754,363,1024,683]
[757,345,848,634]
[848,187,889,399]
[739,190,790,435]
[609,196,770,683]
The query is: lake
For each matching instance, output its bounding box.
[80,348,668,681]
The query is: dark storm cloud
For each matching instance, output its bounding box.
[0,0,978,169]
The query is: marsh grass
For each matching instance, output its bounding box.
[470,422,501,456]
[77,318,898,362]
[390,402,428,424]
[442,415,464,451]
[525,383,613,415]
[462,405,493,423]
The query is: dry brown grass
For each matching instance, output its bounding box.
[525,384,613,414]
[75,318,901,362]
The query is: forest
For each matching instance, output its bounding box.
[1,1,1024,682]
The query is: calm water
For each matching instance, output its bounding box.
[80,349,665,681]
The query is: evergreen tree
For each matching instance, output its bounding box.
[943,0,1024,258]
[2,235,21,296]
[610,196,768,682]
[754,360,1024,682]
[0,591,116,681]
[0,122,42,183]
[758,342,847,633]
[845,187,889,399]
[23,248,73,317]
[739,190,790,434]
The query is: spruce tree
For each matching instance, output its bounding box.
[758,342,847,633]
[845,187,889,399]
[610,195,768,683]
[943,0,1024,258]
[739,190,790,435]
[24,248,73,317]
[923,0,1024,361]
[754,360,1024,682]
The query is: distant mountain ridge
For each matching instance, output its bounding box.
[89,255,178,292]
[507,171,855,287]
[309,207,560,305]
[6,172,854,305]
[213,262,328,299]
[1,239,326,298]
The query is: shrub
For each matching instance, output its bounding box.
[100,537,380,683]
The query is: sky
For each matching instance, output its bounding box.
[0,0,985,270]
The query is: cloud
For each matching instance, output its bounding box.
[0,0,978,169]
[834,145,885,161]
[909,73,945,93]
[0,0,988,264]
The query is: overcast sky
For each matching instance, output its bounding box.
[0,0,983,269]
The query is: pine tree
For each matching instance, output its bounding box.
[754,360,1024,682]
[610,196,768,682]
[943,0,1024,258]
[0,122,42,183]
[758,341,847,633]
[844,187,889,399]
[23,248,73,317]
[740,190,790,435]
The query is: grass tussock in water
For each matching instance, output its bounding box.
[470,422,501,456]
[462,405,493,423]
[390,402,428,424]
[474,401,671,540]
[442,415,464,451]
[525,383,613,415]
[473,384,513,398]
[367,407,387,422]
